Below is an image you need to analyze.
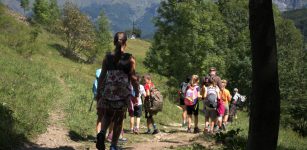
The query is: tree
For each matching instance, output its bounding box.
[20,0,30,15]
[95,11,112,61]
[33,0,50,24]
[49,0,60,23]
[217,0,252,95]
[62,2,97,63]
[145,0,228,84]
[247,0,280,149]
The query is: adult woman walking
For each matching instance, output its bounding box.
[96,32,139,150]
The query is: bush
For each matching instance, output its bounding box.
[215,128,246,150]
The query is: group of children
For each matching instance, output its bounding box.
[93,67,243,143]
[129,74,160,135]
[178,67,243,134]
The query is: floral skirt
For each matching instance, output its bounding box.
[97,98,128,111]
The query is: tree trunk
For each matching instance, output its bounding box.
[247,1,280,150]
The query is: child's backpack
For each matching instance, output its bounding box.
[92,69,101,99]
[148,87,163,115]
[184,86,196,106]
[205,86,218,108]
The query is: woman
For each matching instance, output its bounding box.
[96,32,139,150]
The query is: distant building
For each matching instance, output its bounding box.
[131,34,136,39]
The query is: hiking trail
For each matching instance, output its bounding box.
[20,76,83,150]
[20,76,215,150]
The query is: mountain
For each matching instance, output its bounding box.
[1,0,161,38]
[1,0,306,39]
[273,0,307,11]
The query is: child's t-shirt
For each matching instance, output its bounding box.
[137,85,146,105]
[144,82,154,91]
[220,89,232,105]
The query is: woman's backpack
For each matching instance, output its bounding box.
[101,54,132,101]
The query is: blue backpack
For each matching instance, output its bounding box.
[92,69,101,99]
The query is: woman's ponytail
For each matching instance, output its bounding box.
[113,32,127,62]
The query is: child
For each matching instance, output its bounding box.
[178,76,191,127]
[143,74,159,134]
[204,78,220,134]
[184,75,201,133]
[129,75,146,134]
[219,80,232,131]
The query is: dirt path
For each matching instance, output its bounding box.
[124,123,216,150]
[21,77,83,150]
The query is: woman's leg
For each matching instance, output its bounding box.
[96,108,112,150]
[111,110,125,147]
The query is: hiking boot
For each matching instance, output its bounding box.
[187,127,192,133]
[152,129,159,135]
[194,127,201,134]
[96,132,105,150]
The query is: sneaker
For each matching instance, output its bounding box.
[145,129,151,134]
[133,128,139,134]
[106,132,112,142]
[152,129,159,135]
[130,128,134,134]
[194,127,201,133]
[96,132,105,150]
[118,137,127,143]
[187,128,192,133]
[182,122,187,127]
[213,126,219,132]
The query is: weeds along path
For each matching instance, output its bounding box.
[23,76,83,149]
